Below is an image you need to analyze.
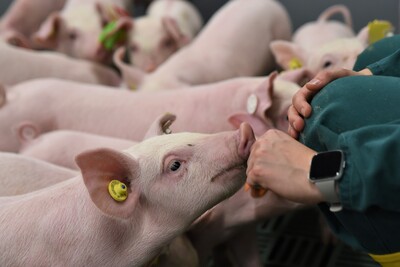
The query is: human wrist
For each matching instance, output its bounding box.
[308,150,345,211]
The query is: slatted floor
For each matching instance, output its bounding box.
[209,208,379,267]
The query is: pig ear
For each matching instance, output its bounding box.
[270,40,306,70]
[75,148,140,219]
[144,113,177,139]
[162,17,190,48]
[33,12,63,48]
[228,113,274,137]
[16,121,41,147]
[0,84,6,108]
[254,71,278,114]
[96,2,112,26]
[96,2,131,26]
[3,31,31,49]
[113,46,146,90]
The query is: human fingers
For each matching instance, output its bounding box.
[291,84,315,118]
[288,124,298,140]
[305,68,356,91]
[287,105,305,136]
[246,134,273,190]
[292,68,355,118]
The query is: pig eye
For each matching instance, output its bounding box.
[68,31,77,40]
[162,38,175,48]
[130,44,138,52]
[169,160,181,171]
[322,60,332,69]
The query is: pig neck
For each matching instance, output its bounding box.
[0,177,186,266]
[141,46,200,90]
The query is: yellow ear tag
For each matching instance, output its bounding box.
[108,180,128,202]
[368,20,394,45]
[288,58,302,70]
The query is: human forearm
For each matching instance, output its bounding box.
[367,48,400,77]
[336,121,400,212]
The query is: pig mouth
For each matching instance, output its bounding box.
[210,164,246,183]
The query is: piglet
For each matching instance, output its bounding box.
[129,0,203,72]
[0,119,255,266]
[0,151,199,267]
[0,0,66,48]
[0,42,120,86]
[0,152,77,196]
[0,73,296,152]
[32,0,132,64]
[17,113,176,169]
[115,0,292,90]
[270,4,355,71]
[304,36,367,76]
[18,128,136,170]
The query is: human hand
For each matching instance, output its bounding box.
[246,129,323,205]
[287,68,372,139]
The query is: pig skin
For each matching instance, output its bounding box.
[115,0,292,90]
[0,42,121,86]
[0,123,255,266]
[0,74,296,152]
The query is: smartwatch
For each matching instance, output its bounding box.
[309,150,345,212]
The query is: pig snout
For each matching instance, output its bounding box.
[145,62,157,73]
[238,123,255,159]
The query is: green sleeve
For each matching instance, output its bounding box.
[336,121,400,212]
[353,34,400,71]
[301,75,400,212]
[367,48,400,77]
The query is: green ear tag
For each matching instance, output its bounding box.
[99,21,127,51]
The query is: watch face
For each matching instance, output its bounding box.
[309,150,344,181]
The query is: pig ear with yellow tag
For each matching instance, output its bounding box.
[76,148,140,219]
[270,40,307,70]
[357,20,395,47]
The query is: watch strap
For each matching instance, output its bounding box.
[314,180,343,212]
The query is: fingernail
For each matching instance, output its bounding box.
[301,107,306,116]
[308,78,321,85]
